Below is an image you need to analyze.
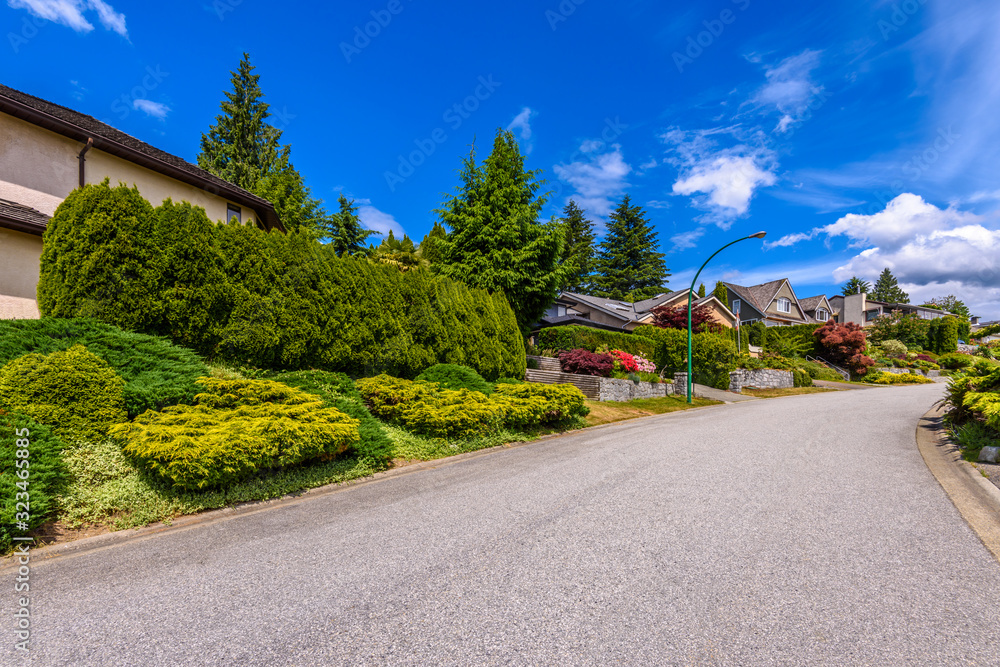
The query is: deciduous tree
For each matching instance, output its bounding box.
[814,321,875,376]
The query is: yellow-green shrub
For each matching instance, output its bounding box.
[0,345,126,440]
[111,378,359,490]
[493,382,588,425]
[358,375,504,438]
[963,392,1000,431]
[866,371,935,385]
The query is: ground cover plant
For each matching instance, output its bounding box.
[0,412,68,551]
[111,378,360,490]
[415,363,494,395]
[864,371,936,385]
[0,318,207,417]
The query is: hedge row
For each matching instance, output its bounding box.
[37,182,525,380]
[632,325,738,389]
[537,325,656,358]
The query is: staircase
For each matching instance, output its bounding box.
[806,355,851,382]
[525,356,601,399]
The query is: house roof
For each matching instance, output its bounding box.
[0,83,282,232]
[0,199,50,235]
[798,295,830,312]
[723,282,765,315]
[533,314,628,332]
[560,290,690,323]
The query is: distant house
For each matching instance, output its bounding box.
[0,83,281,318]
[829,293,951,327]
[970,317,999,343]
[538,290,736,332]
[723,279,812,327]
[798,295,834,324]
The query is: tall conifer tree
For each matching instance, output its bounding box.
[557,200,596,294]
[198,53,326,233]
[591,195,669,301]
[435,129,564,334]
[322,195,379,256]
[870,268,909,303]
[712,281,729,307]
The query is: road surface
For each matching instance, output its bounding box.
[4,383,1000,665]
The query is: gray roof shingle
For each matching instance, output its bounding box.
[0,199,50,235]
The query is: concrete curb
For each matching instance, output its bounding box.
[1,401,723,571]
[915,404,1000,563]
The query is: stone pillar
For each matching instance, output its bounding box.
[673,372,688,398]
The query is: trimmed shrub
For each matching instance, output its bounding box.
[866,371,936,385]
[558,349,613,377]
[269,370,393,465]
[358,376,504,439]
[0,318,207,418]
[938,353,974,370]
[416,364,494,395]
[0,345,127,440]
[111,378,360,491]
[927,317,960,355]
[792,369,813,388]
[493,383,589,425]
[537,326,656,358]
[1,411,68,551]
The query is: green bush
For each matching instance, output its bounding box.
[37,183,526,380]
[792,369,813,388]
[938,353,974,370]
[0,318,208,418]
[496,377,525,385]
[880,340,908,358]
[112,378,360,491]
[0,345,127,440]
[267,370,393,465]
[0,412,68,551]
[633,326,738,389]
[927,317,960,355]
[493,382,589,425]
[761,324,821,358]
[537,326,656,358]
[416,364,494,395]
[866,371,936,385]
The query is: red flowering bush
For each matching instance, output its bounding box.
[558,349,613,377]
[813,321,875,377]
[651,303,723,333]
[609,349,639,372]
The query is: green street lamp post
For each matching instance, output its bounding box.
[686,231,767,403]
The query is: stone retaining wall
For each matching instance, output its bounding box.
[598,377,672,402]
[729,369,794,393]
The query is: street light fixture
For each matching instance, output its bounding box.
[686,232,767,403]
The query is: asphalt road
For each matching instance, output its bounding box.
[5,383,1000,666]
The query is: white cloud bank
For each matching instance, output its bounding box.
[8,0,128,37]
[553,142,631,219]
[132,99,170,119]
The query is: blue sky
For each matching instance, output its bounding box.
[4,0,1000,315]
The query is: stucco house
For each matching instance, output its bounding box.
[0,83,281,318]
[829,293,950,327]
[538,290,737,332]
[723,279,813,327]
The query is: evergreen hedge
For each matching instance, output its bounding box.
[537,325,656,357]
[415,364,494,395]
[0,318,207,418]
[37,182,525,380]
[633,325,738,389]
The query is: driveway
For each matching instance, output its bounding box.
[4,383,1000,665]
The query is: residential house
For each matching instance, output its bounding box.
[538,290,736,332]
[723,279,812,327]
[829,293,951,327]
[971,317,1000,343]
[798,295,834,324]
[0,83,282,318]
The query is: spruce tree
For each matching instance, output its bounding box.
[435,129,564,334]
[841,276,871,296]
[198,53,326,234]
[870,268,909,303]
[591,195,669,302]
[557,200,596,294]
[322,195,379,256]
[712,281,729,307]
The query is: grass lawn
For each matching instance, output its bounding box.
[742,387,837,398]
[583,395,719,427]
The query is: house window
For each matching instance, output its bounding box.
[776,297,791,313]
[816,308,829,322]
[227,205,241,223]
[732,299,741,315]
[557,306,567,317]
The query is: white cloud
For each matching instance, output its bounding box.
[670,228,705,251]
[825,195,1000,315]
[357,204,404,237]
[645,200,670,210]
[553,143,631,219]
[672,155,776,224]
[132,99,170,119]
[749,49,824,133]
[8,0,128,37]
[507,107,536,154]
[764,231,817,249]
